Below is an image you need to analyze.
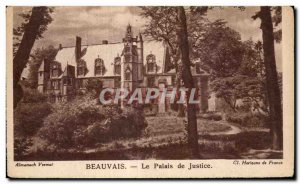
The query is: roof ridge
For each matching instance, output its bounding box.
[60,39,159,49]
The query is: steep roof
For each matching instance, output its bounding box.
[54,40,167,78]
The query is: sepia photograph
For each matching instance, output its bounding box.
[6,6,294,178]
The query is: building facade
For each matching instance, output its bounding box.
[38,25,210,113]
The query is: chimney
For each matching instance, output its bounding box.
[75,36,82,61]
[58,44,63,50]
[102,40,108,44]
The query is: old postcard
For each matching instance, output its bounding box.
[6,6,294,178]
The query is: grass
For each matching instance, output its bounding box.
[83,116,232,153]
[146,116,231,137]
[19,116,277,160]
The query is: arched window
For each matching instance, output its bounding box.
[124,66,131,81]
[146,54,156,73]
[114,56,121,75]
[77,59,86,76]
[95,57,105,76]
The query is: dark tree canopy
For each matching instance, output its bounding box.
[13,6,54,108]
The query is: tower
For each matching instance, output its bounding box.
[121,24,140,92]
[137,32,144,81]
[37,59,50,93]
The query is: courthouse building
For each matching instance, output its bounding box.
[37,24,211,113]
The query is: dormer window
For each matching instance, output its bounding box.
[146,54,156,73]
[95,57,105,76]
[114,56,121,75]
[77,59,86,76]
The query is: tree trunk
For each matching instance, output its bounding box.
[176,63,185,117]
[260,7,283,150]
[13,7,46,108]
[177,7,199,157]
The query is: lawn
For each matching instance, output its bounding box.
[84,116,232,153]
[146,116,231,137]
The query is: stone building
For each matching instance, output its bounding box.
[37,24,210,113]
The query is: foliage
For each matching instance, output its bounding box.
[37,96,147,149]
[14,137,33,158]
[27,45,58,88]
[198,112,222,121]
[209,39,268,112]
[38,95,104,148]
[140,7,179,67]
[14,88,52,137]
[226,112,269,128]
[211,75,266,112]
[192,20,244,78]
[13,7,54,55]
[21,87,49,103]
[13,7,54,108]
[85,78,103,98]
[104,105,147,139]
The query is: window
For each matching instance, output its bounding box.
[114,57,121,75]
[95,58,105,75]
[124,46,131,53]
[51,80,60,90]
[51,64,60,77]
[63,78,67,85]
[77,59,86,76]
[39,71,43,77]
[146,54,156,73]
[125,67,131,80]
[53,80,60,90]
[68,78,72,85]
[77,79,84,88]
[124,55,131,62]
[147,76,155,87]
[171,75,176,85]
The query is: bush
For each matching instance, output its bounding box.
[14,88,52,137]
[21,88,48,103]
[14,102,52,137]
[104,105,147,139]
[38,95,105,149]
[198,112,222,121]
[14,137,33,158]
[226,112,269,128]
[37,96,147,150]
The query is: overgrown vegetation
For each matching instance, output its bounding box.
[14,87,52,157]
[36,96,147,151]
[226,112,270,128]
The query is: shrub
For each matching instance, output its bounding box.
[198,112,222,121]
[14,102,52,137]
[14,88,52,137]
[21,88,48,103]
[14,137,33,158]
[226,112,269,128]
[38,95,105,149]
[105,105,147,139]
[38,96,147,149]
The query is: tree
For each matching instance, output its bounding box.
[27,45,58,88]
[140,7,184,116]
[85,78,103,99]
[141,6,201,157]
[191,20,244,78]
[252,7,283,150]
[13,7,54,108]
[176,7,199,157]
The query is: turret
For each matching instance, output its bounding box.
[137,32,144,81]
[37,59,50,93]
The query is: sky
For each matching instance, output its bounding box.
[13,6,282,71]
